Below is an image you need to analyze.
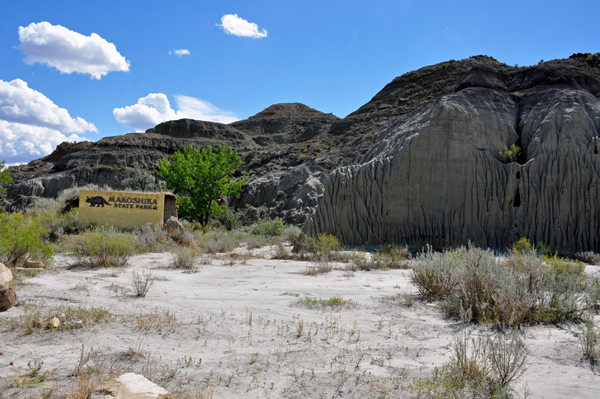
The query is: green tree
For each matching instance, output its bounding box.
[156,145,245,224]
[0,160,13,196]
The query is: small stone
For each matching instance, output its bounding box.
[57,313,66,322]
[49,317,60,328]
[0,287,16,312]
[23,259,45,268]
[74,320,84,329]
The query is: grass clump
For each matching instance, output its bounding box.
[578,314,600,366]
[73,226,135,267]
[251,217,286,236]
[299,296,353,309]
[412,246,595,328]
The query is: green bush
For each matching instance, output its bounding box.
[0,213,54,267]
[251,218,286,237]
[217,207,241,230]
[497,144,522,163]
[511,237,533,254]
[74,226,135,267]
[412,247,594,328]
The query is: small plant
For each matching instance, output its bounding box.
[497,144,522,163]
[251,218,286,236]
[74,226,134,267]
[169,249,199,272]
[132,268,155,297]
[299,296,353,309]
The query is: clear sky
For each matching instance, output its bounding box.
[0,0,598,164]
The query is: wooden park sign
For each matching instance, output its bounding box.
[78,190,177,230]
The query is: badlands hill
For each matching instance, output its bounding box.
[5,53,600,250]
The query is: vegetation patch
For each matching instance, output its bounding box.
[73,226,135,267]
[299,296,355,309]
[411,246,598,328]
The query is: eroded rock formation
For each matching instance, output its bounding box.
[304,56,600,251]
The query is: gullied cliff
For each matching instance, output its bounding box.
[304,57,600,251]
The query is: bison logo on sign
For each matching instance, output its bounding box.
[86,196,110,207]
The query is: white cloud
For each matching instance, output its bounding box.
[174,95,238,124]
[113,93,238,131]
[0,78,95,163]
[0,121,87,164]
[113,93,186,132]
[18,21,130,79]
[0,79,97,133]
[173,49,190,56]
[218,14,267,39]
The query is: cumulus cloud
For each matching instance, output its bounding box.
[174,95,238,124]
[0,79,96,133]
[113,93,238,131]
[0,121,87,164]
[0,78,95,163]
[218,14,267,38]
[18,21,130,79]
[171,49,190,56]
[113,93,186,132]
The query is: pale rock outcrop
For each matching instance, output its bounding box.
[0,263,12,289]
[93,373,171,399]
[304,70,600,251]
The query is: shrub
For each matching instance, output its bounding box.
[411,328,527,397]
[133,223,169,252]
[169,249,199,272]
[195,229,240,253]
[217,207,241,230]
[251,218,286,236]
[74,226,135,267]
[0,213,54,266]
[574,251,600,265]
[412,247,594,328]
[511,237,532,254]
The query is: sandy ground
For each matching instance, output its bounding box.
[1,249,599,398]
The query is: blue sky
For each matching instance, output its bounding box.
[0,0,598,164]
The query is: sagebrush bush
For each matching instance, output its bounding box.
[574,251,600,265]
[0,213,54,266]
[195,229,240,253]
[411,328,527,398]
[412,247,594,327]
[74,226,135,267]
[169,249,199,272]
[133,223,169,252]
[251,218,286,236]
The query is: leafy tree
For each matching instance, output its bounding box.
[156,145,245,224]
[0,160,12,196]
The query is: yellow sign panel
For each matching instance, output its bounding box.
[78,190,165,230]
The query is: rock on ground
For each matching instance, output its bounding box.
[93,373,171,399]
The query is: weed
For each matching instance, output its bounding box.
[133,223,169,252]
[497,144,522,163]
[512,237,533,254]
[578,314,599,366]
[132,268,155,297]
[299,296,354,309]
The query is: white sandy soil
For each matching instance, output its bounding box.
[1,250,599,398]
